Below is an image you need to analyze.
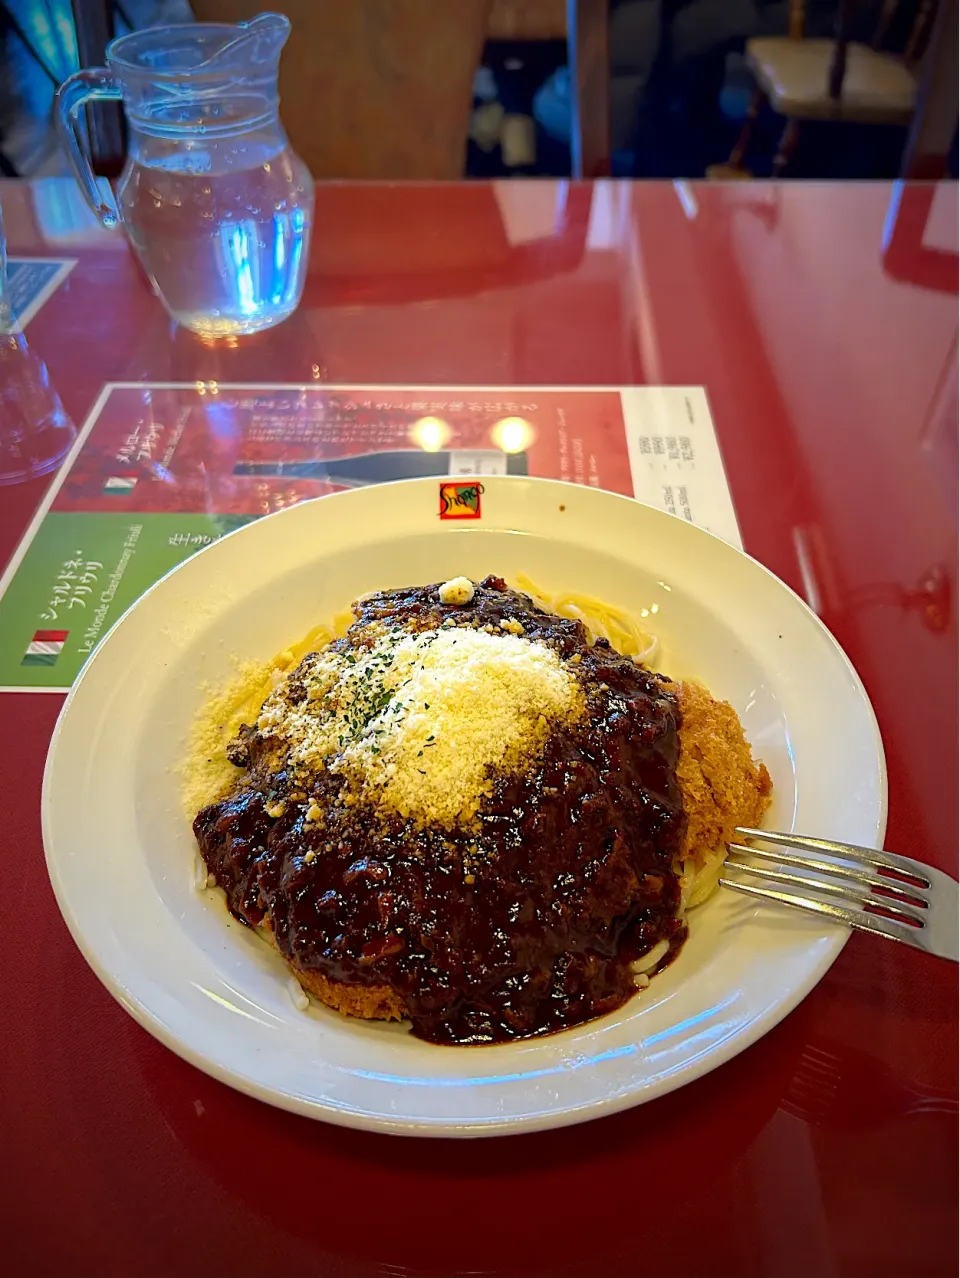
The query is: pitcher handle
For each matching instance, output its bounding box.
[54,69,124,228]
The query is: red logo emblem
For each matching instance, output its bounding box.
[439,482,483,520]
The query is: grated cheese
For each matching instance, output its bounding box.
[257,625,585,827]
[181,617,345,815]
[180,657,281,815]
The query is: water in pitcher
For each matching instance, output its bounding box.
[119,134,313,338]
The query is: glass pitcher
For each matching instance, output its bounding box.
[55,13,313,338]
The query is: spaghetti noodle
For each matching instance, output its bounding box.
[514,573,659,665]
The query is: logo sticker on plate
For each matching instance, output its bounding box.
[439,482,483,520]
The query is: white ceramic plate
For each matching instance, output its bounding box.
[43,477,886,1136]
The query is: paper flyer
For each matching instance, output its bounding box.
[0,383,739,690]
[2,257,76,331]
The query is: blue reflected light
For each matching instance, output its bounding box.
[269,209,305,305]
[643,998,735,1048]
[350,1042,638,1088]
[225,224,257,315]
[881,181,904,254]
[272,213,287,292]
[283,209,305,303]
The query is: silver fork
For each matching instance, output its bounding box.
[721,827,959,962]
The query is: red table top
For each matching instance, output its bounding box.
[2,177,957,1278]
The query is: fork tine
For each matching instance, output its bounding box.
[722,858,930,925]
[727,842,930,909]
[726,829,958,962]
[718,876,927,948]
[735,827,932,886]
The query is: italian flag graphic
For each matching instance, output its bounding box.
[22,629,69,666]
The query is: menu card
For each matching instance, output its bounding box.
[0,383,740,690]
[1,258,76,332]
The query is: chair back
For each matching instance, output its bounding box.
[191,0,490,179]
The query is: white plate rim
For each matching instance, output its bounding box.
[41,476,887,1136]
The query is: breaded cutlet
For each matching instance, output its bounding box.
[295,966,407,1021]
[259,919,407,1021]
[668,679,772,865]
[282,679,772,1024]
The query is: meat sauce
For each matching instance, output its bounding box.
[193,577,687,1044]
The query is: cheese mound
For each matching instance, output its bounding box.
[256,625,585,826]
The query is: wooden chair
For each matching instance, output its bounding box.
[193,0,610,179]
[487,0,610,177]
[191,0,491,179]
[714,0,938,178]
[899,0,958,178]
